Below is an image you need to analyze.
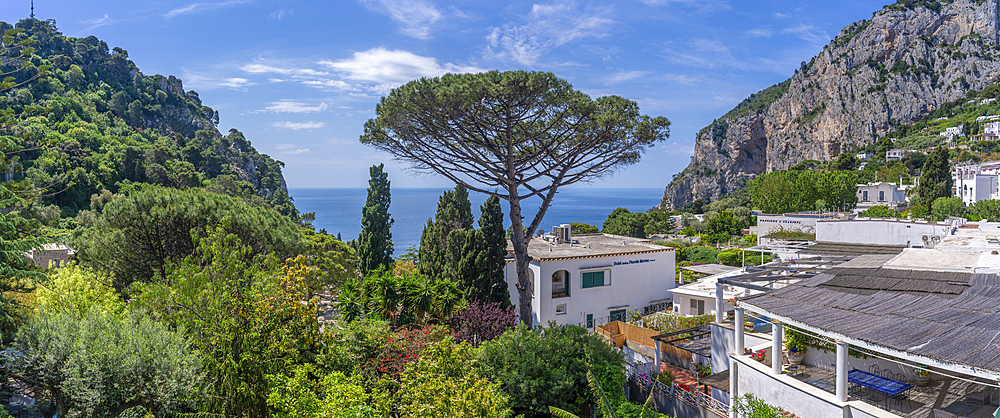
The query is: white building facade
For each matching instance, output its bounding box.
[940,125,963,142]
[504,231,676,328]
[953,161,1000,205]
[816,218,954,247]
[855,182,907,211]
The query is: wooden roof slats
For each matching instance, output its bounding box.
[969,273,1000,287]
[742,269,1000,372]
[801,273,835,287]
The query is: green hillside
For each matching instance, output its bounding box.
[0,19,297,224]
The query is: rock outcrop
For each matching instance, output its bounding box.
[663,0,1000,209]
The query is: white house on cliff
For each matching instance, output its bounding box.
[504,225,676,328]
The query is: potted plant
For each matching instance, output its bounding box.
[913,364,931,386]
[744,319,756,332]
[784,330,808,367]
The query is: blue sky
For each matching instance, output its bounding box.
[3,0,891,189]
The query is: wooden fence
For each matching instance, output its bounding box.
[596,321,693,361]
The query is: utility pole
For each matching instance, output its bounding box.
[31,0,35,18]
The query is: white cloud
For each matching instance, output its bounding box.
[781,24,830,46]
[82,14,113,31]
[269,8,292,19]
[662,73,701,85]
[745,27,774,38]
[241,63,330,77]
[660,142,694,156]
[320,47,483,86]
[180,70,259,90]
[281,148,311,154]
[259,100,328,113]
[239,49,483,95]
[165,0,252,18]
[605,70,649,85]
[774,12,787,18]
[360,0,442,39]
[485,1,615,66]
[218,77,255,89]
[638,0,732,13]
[270,121,326,130]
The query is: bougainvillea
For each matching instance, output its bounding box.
[449,300,517,346]
[360,325,450,381]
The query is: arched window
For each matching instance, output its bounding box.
[528,269,535,297]
[552,270,570,298]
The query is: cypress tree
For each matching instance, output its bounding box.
[358,164,394,275]
[418,185,510,302]
[915,146,953,211]
[477,196,509,304]
[418,185,474,280]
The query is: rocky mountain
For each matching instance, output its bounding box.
[663,0,1000,209]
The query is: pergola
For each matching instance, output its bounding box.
[733,265,1000,406]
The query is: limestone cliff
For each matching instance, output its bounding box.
[663,0,1000,209]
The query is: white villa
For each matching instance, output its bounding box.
[940,125,963,142]
[856,182,908,211]
[504,226,676,328]
[886,149,913,161]
[954,161,1000,205]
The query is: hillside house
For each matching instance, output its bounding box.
[855,182,907,211]
[504,226,676,328]
[886,149,915,161]
[940,125,963,142]
[954,162,1000,205]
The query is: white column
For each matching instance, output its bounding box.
[716,282,725,323]
[734,307,745,355]
[654,340,661,375]
[771,321,783,375]
[729,358,739,418]
[836,340,848,402]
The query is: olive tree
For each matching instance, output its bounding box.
[361,71,669,324]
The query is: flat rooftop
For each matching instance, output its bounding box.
[507,233,673,261]
[881,226,1000,272]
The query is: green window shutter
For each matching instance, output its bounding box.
[586,314,593,328]
[583,272,593,288]
[610,309,626,322]
[594,271,605,287]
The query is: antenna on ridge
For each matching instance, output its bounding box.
[30,0,35,18]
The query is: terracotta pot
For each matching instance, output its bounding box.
[786,349,805,366]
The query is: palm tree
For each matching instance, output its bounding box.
[404,273,436,322]
[335,279,367,322]
[369,268,402,321]
[548,371,658,418]
[432,279,461,320]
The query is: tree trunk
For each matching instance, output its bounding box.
[507,188,533,326]
[107,399,145,418]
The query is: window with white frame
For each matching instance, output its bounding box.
[581,267,611,288]
[556,303,567,315]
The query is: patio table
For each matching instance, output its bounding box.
[848,369,913,397]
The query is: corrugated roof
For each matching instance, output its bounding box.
[742,267,1000,373]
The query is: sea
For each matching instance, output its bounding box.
[289,187,665,255]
